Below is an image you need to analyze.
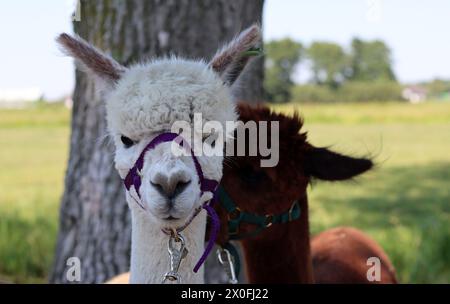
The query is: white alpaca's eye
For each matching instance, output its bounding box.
[120,135,135,148]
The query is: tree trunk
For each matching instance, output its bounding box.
[50,0,264,284]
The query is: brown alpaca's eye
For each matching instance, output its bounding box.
[240,166,269,186]
[120,135,135,148]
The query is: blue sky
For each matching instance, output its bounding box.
[1,0,450,99]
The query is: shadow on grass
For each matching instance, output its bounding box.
[348,163,449,225]
[310,161,450,283]
[0,211,57,283]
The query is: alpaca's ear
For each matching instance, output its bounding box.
[304,147,373,181]
[56,33,126,87]
[209,24,262,86]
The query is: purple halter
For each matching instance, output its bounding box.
[123,132,220,273]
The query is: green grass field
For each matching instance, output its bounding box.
[0,103,69,283]
[0,101,449,283]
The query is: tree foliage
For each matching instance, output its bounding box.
[264,36,399,102]
[349,38,396,82]
[292,81,403,103]
[422,78,450,99]
[264,39,303,103]
[307,42,349,88]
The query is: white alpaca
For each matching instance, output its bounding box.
[57,25,261,284]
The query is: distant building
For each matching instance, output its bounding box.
[0,87,43,108]
[402,86,427,103]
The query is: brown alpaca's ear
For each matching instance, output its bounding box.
[209,24,262,86]
[56,33,126,86]
[304,147,373,181]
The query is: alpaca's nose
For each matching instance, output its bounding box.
[150,172,191,200]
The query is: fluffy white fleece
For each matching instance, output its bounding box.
[105,57,238,140]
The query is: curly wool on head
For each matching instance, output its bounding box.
[105,57,238,140]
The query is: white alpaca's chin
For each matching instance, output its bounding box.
[147,203,199,228]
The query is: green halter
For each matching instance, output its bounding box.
[218,186,301,240]
[216,185,302,280]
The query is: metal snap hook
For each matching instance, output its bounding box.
[217,247,238,284]
[162,233,188,283]
[264,214,274,227]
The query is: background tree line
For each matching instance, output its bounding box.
[264,37,402,103]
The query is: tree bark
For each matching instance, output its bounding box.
[50,0,264,284]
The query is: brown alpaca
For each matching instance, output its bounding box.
[311,227,397,283]
[214,103,397,283]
